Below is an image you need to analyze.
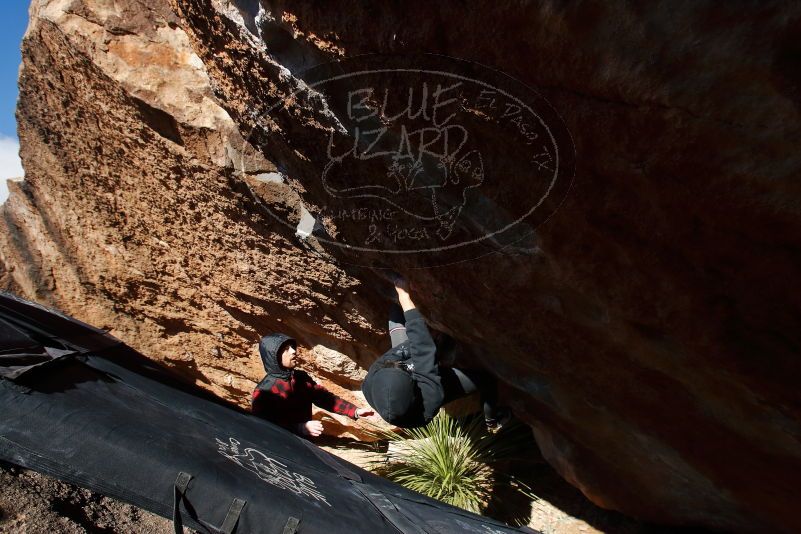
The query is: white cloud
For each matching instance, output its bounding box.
[0,135,24,205]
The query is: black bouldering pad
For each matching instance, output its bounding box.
[0,292,537,534]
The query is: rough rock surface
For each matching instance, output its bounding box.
[2,0,801,532]
[0,0,385,441]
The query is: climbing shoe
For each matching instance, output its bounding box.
[485,407,513,434]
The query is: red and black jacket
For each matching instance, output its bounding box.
[252,371,357,432]
[250,332,357,435]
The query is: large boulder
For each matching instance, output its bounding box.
[3,0,801,531]
[0,0,385,417]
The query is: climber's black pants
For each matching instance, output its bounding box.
[440,367,498,422]
[388,303,499,421]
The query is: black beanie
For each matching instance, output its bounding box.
[366,367,416,424]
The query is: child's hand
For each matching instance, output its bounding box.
[300,420,324,437]
[355,408,375,420]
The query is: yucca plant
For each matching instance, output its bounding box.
[368,412,536,515]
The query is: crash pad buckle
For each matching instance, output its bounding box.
[282,516,301,534]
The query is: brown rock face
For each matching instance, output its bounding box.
[3,0,801,532]
[0,0,386,428]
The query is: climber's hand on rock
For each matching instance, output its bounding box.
[355,408,374,420]
[300,420,324,437]
[393,276,415,310]
[393,275,410,294]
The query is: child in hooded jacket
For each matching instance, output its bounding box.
[251,333,373,437]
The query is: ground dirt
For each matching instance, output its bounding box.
[0,463,175,534]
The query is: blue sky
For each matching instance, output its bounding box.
[0,1,30,203]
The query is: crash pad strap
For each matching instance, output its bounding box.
[219,497,247,534]
[0,346,78,380]
[173,471,193,534]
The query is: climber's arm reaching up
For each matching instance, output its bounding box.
[394,277,444,422]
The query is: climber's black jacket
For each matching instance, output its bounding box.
[362,308,444,428]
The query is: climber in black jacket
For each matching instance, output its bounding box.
[361,276,511,430]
